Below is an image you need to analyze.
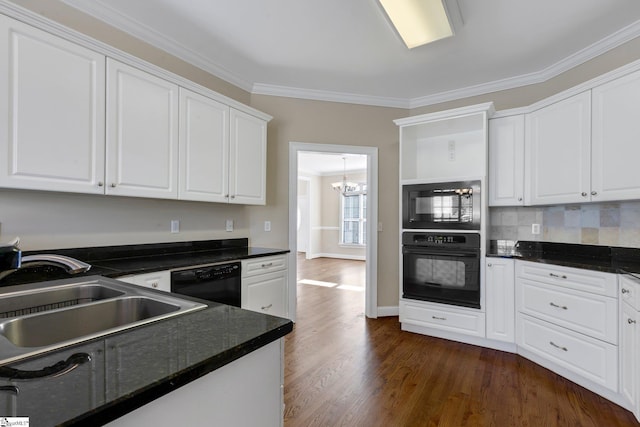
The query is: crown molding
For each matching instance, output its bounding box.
[16,1,640,110]
[252,83,410,109]
[59,0,254,93]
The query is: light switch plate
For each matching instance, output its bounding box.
[226,219,234,232]
[170,220,179,233]
[264,221,271,232]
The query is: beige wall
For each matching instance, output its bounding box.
[3,0,640,307]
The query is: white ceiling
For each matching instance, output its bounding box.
[61,0,640,108]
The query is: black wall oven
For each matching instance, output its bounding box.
[402,180,480,230]
[402,232,480,309]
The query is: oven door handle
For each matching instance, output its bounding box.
[402,248,478,258]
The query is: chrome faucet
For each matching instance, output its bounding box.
[0,239,91,281]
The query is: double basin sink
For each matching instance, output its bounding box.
[0,276,207,365]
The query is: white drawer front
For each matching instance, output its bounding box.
[517,279,618,344]
[620,275,640,311]
[516,260,617,297]
[242,255,287,277]
[401,301,485,337]
[517,314,618,391]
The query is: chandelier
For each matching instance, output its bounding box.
[331,157,359,195]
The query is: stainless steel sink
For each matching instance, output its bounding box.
[0,297,180,348]
[0,276,208,364]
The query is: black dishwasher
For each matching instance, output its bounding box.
[170,262,241,307]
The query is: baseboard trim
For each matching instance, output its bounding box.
[376,306,399,317]
[308,253,366,261]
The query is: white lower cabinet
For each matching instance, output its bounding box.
[241,255,288,318]
[117,270,171,292]
[620,275,640,420]
[485,258,515,343]
[515,260,619,394]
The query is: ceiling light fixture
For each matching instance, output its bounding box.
[331,157,359,195]
[378,0,455,49]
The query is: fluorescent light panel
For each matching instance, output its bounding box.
[379,0,454,49]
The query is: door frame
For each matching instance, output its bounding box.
[288,142,378,320]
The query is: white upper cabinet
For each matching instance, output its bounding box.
[106,59,179,199]
[592,69,640,202]
[0,15,106,194]
[488,115,525,206]
[525,91,592,205]
[229,108,267,205]
[179,88,229,203]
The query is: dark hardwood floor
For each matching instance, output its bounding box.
[284,254,638,427]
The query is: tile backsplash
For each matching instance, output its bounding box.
[490,201,640,248]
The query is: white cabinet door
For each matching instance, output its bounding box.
[179,88,229,202]
[621,301,638,411]
[0,15,106,194]
[242,270,287,318]
[485,258,515,343]
[106,59,179,199]
[592,69,640,202]
[488,115,525,206]
[229,108,267,205]
[525,92,591,205]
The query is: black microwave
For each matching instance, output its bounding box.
[402,180,481,230]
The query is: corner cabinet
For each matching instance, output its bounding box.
[241,255,288,318]
[525,91,592,205]
[0,14,106,194]
[179,88,267,205]
[228,109,267,205]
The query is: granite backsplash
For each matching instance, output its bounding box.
[490,201,640,248]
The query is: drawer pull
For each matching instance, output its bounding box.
[549,273,567,279]
[261,303,273,310]
[622,288,631,294]
[261,262,273,268]
[549,341,568,352]
[549,302,568,310]
[432,316,447,321]
[629,318,637,325]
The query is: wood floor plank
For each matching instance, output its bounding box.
[285,255,638,426]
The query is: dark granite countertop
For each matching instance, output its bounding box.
[1,238,289,287]
[71,303,292,426]
[0,238,293,425]
[487,240,640,276]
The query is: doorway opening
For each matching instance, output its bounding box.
[288,143,378,321]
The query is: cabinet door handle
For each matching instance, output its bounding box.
[0,353,91,380]
[629,318,637,325]
[549,273,567,279]
[518,197,523,202]
[261,303,273,310]
[487,263,492,267]
[261,262,273,268]
[549,302,568,310]
[0,386,19,395]
[581,192,588,197]
[110,183,117,188]
[591,191,598,196]
[432,316,447,321]
[230,195,235,199]
[549,341,568,352]
[225,194,229,198]
[622,288,630,294]
[97,181,104,187]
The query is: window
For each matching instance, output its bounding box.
[340,185,366,245]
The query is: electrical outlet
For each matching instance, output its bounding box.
[448,140,456,161]
[531,223,541,235]
[170,220,179,233]
[264,221,271,232]
[225,219,234,232]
